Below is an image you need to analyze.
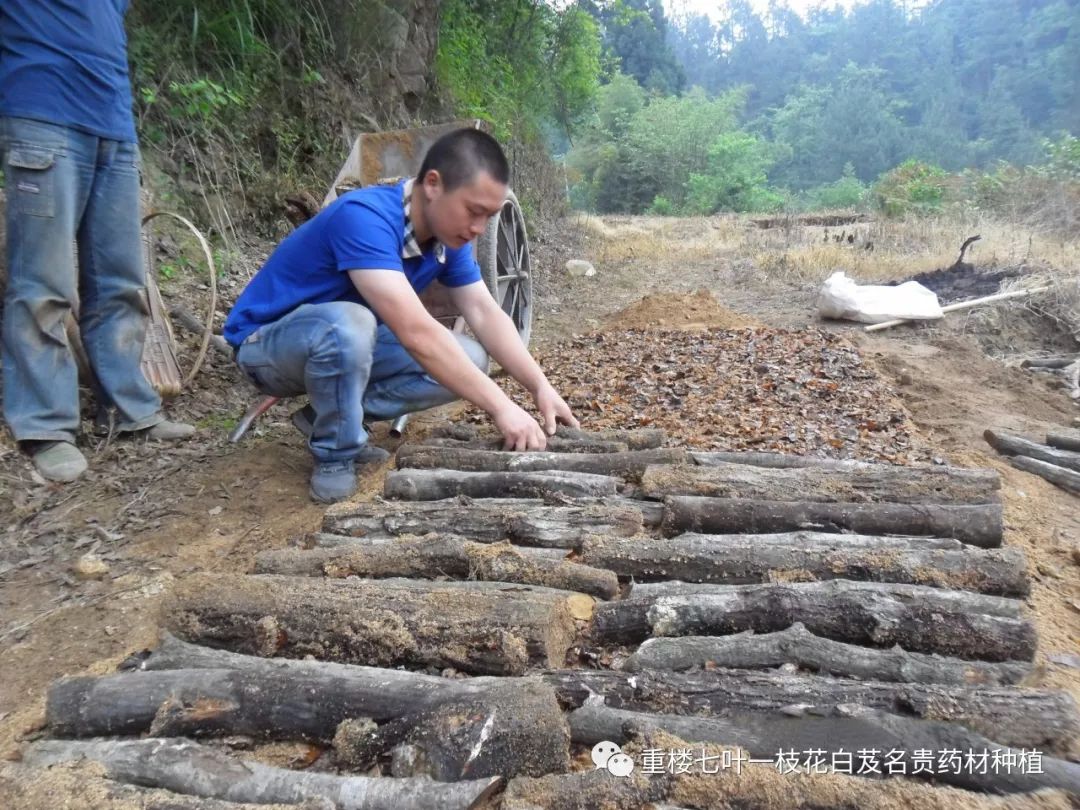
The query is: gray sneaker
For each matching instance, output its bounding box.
[310,459,357,504]
[144,420,195,441]
[30,441,88,483]
[309,445,390,504]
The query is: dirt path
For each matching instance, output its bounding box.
[1,212,1078,772]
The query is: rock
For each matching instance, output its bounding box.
[1071,545,1080,566]
[566,259,596,278]
[72,554,109,581]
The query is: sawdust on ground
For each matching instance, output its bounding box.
[603,288,761,331]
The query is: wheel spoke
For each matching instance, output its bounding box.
[500,210,517,265]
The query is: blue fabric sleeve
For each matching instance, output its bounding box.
[439,244,485,288]
[327,202,404,273]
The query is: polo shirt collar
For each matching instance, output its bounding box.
[401,178,446,264]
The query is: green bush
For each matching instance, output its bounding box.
[648,195,674,215]
[874,159,949,216]
[805,164,868,209]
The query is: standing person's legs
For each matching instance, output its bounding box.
[77,138,169,433]
[362,323,489,421]
[1,117,94,480]
[236,301,382,502]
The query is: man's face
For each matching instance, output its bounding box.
[422,169,507,250]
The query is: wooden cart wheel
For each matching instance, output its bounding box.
[476,189,533,347]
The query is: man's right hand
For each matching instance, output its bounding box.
[492,401,548,451]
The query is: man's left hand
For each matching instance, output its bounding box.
[533,383,580,436]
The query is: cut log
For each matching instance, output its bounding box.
[430,423,666,450]
[323,497,645,548]
[23,738,502,809]
[663,495,1003,548]
[1046,429,1080,453]
[499,768,1065,810]
[396,444,686,480]
[253,536,618,599]
[692,452,880,470]
[542,667,1079,753]
[307,533,570,563]
[1022,356,1078,369]
[419,436,630,453]
[581,532,1027,596]
[501,769,667,810]
[620,624,1031,685]
[641,462,1000,505]
[1006,455,1080,496]
[984,429,1080,473]
[47,663,495,741]
[568,704,1080,795]
[591,580,1035,661]
[0,761,332,810]
[384,469,620,501]
[139,631,506,691]
[336,679,569,780]
[166,574,590,676]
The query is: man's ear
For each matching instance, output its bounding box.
[421,169,442,199]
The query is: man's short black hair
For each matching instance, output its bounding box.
[416,128,509,192]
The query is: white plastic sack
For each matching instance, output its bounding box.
[816,271,943,324]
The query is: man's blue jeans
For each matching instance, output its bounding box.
[1,116,162,443]
[235,301,489,462]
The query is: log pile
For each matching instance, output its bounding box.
[23,427,1080,808]
[985,428,1080,496]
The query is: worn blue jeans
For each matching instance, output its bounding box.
[1,116,162,443]
[236,301,489,462]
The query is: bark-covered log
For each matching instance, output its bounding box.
[581,532,1027,596]
[542,667,1079,753]
[591,580,1035,661]
[430,423,666,450]
[47,663,496,741]
[1046,429,1080,453]
[396,444,686,480]
[306,533,569,563]
[1021,356,1078,369]
[253,536,617,599]
[503,761,1076,810]
[418,435,630,453]
[323,497,645,548]
[1006,455,1080,496]
[619,624,1031,685]
[166,574,590,676]
[663,496,1003,548]
[384,469,620,501]
[692,452,881,470]
[641,462,1000,504]
[335,680,569,780]
[23,739,502,809]
[0,762,335,810]
[985,429,1080,474]
[501,769,667,810]
[139,632,505,689]
[568,704,1080,795]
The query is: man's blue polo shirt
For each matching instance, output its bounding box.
[224,180,483,348]
[0,0,137,142]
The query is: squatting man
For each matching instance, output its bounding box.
[225,128,579,503]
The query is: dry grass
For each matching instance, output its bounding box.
[572,210,1080,287]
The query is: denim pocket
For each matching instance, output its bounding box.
[7,147,56,217]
